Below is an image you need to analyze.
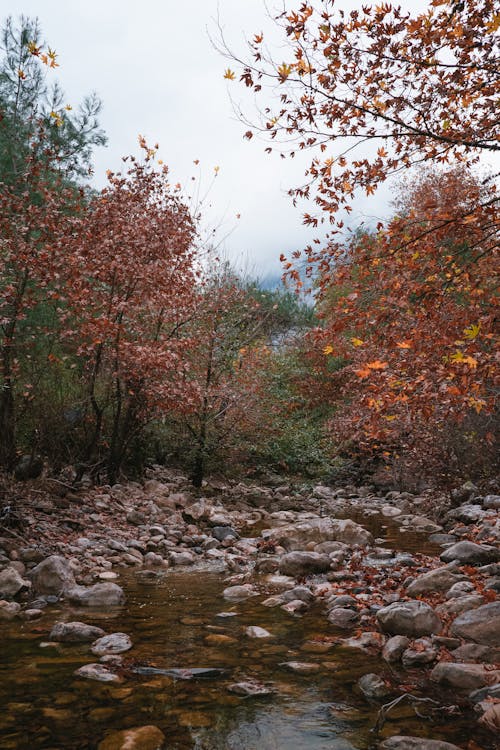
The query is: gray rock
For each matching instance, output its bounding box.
[227,680,274,696]
[377,600,441,637]
[358,673,391,700]
[245,626,272,638]
[327,607,360,629]
[168,551,195,566]
[267,517,373,551]
[436,594,484,617]
[402,639,438,667]
[406,567,465,596]
[212,526,239,542]
[280,585,315,604]
[382,635,410,663]
[447,504,485,524]
[431,662,500,690]
[280,661,321,673]
[222,585,257,601]
[49,621,106,643]
[469,683,500,703]
[380,738,462,750]
[74,663,121,683]
[91,632,133,655]
[0,600,20,620]
[30,555,75,596]
[451,643,500,663]
[278,551,331,577]
[446,581,475,599]
[450,602,500,646]
[440,541,499,565]
[0,566,30,598]
[483,494,500,510]
[66,582,125,607]
[281,599,309,615]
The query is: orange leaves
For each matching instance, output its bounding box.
[277,63,292,80]
[355,360,388,378]
[223,68,235,80]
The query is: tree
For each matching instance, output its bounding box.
[63,146,199,483]
[312,166,498,484]
[224,0,498,267]
[0,15,105,470]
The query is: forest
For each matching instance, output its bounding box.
[0,3,499,749]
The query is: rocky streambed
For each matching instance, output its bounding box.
[0,473,499,749]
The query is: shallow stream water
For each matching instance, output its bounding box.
[0,513,495,749]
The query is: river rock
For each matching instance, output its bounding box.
[436,594,484,617]
[402,638,438,667]
[0,566,30,598]
[380,738,462,750]
[406,567,465,596]
[266,517,372,550]
[281,585,315,604]
[227,680,274,696]
[440,541,499,565]
[281,661,321,673]
[49,621,106,643]
[278,551,331,577]
[281,599,309,615]
[212,526,239,541]
[74,663,121,683]
[358,673,391,700]
[30,555,76,596]
[91,633,133,655]
[377,600,441,636]
[446,581,475,598]
[0,600,20,620]
[451,643,500,663]
[382,635,410,663]
[168,550,195,566]
[66,583,125,607]
[450,602,500,646]
[245,626,272,638]
[483,494,500,510]
[97,725,166,750]
[222,584,257,601]
[327,607,359,629]
[431,662,500,690]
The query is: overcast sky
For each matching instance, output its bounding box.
[3,1,496,281]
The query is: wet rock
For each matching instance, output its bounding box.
[91,633,133,655]
[278,551,331,577]
[49,621,106,643]
[358,673,391,700]
[281,599,309,615]
[280,661,321,673]
[450,602,500,646]
[469,683,500,703]
[143,552,163,567]
[245,626,272,638]
[266,517,373,551]
[402,638,438,667]
[74,663,121,683]
[30,555,75,596]
[133,666,226,680]
[204,633,237,646]
[406,567,465,596]
[397,515,442,533]
[431,662,500,690]
[261,595,284,608]
[222,584,257,601]
[440,541,499,565]
[380,738,462,750]
[341,632,386,652]
[0,600,20,620]
[168,551,195,566]
[382,635,410,663]
[377,600,441,637]
[281,585,315,604]
[227,680,274,696]
[97,725,166,750]
[0,566,31,598]
[22,608,43,620]
[66,582,125,607]
[327,607,360,629]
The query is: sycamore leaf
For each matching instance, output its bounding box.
[351,337,364,346]
[224,68,236,80]
[278,63,292,79]
[323,344,334,355]
[463,322,480,340]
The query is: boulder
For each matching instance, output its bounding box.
[30,555,75,596]
[0,566,30,599]
[406,567,465,596]
[431,662,500,690]
[66,583,125,607]
[380,738,462,750]
[450,602,500,646]
[91,633,133,655]
[278,551,331,577]
[49,621,106,643]
[327,607,359,629]
[74,663,121,683]
[382,635,410,663]
[377,600,441,637]
[97,725,166,750]
[440,541,499,565]
[358,673,391,700]
[266,517,372,550]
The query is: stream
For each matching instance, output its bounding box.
[0,512,493,749]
